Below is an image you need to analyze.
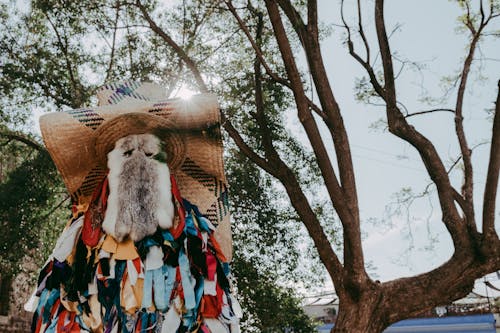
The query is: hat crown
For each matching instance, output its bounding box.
[97,82,167,106]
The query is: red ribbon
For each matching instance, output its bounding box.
[169,175,186,239]
[81,176,109,248]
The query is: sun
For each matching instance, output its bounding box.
[174,84,197,100]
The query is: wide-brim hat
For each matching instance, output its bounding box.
[40,81,232,260]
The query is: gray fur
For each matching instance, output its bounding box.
[103,134,174,242]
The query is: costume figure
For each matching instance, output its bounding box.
[26,82,241,333]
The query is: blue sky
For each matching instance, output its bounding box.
[312,0,500,292]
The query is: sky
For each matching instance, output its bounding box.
[310,0,500,295]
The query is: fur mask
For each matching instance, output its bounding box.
[102,133,174,242]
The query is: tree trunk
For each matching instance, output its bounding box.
[334,314,387,333]
[332,282,388,333]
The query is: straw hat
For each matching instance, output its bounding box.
[39,81,232,260]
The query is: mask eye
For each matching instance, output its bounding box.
[123,149,133,157]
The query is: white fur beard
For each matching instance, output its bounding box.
[102,134,174,242]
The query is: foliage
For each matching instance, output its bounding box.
[0,143,67,279]
[227,148,327,288]
[232,256,317,333]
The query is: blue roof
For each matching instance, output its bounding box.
[317,314,496,333]
[316,323,333,333]
[385,314,495,333]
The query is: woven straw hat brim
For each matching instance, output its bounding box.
[40,87,232,260]
[40,94,224,200]
[94,113,186,170]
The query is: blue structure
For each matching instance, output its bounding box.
[317,314,496,333]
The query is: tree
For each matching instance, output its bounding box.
[125,0,500,332]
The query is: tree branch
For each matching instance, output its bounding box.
[356,0,371,64]
[341,0,386,100]
[274,0,368,287]
[464,2,476,35]
[236,20,345,281]
[278,0,363,234]
[453,3,494,230]
[405,108,455,119]
[252,11,280,163]
[265,0,366,293]
[483,81,500,241]
[454,24,480,226]
[383,245,500,324]
[0,131,45,152]
[307,0,318,37]
[374,0,469,248]
[45,14,82,108]
[224,0,327,122]
[135,0,208,92]
[266,0,348,220]
[275,0,307,46]
[479,0,486,26]
[224,0,289,87]
[374,0,396,106]
[40,195,70,221]
[104,1,121,82]
[197,28,241,63]
[220,112,271,173]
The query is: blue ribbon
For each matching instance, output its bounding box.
[163,264,177,311]
[162,230,174,242]
[184,213,198,237]
[41,288,60,323]
[142,263,173,312]
[179,250,196,310]
[141,270,154,309]
[153,268,168,312]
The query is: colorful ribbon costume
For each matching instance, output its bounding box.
[29,175,241,333]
